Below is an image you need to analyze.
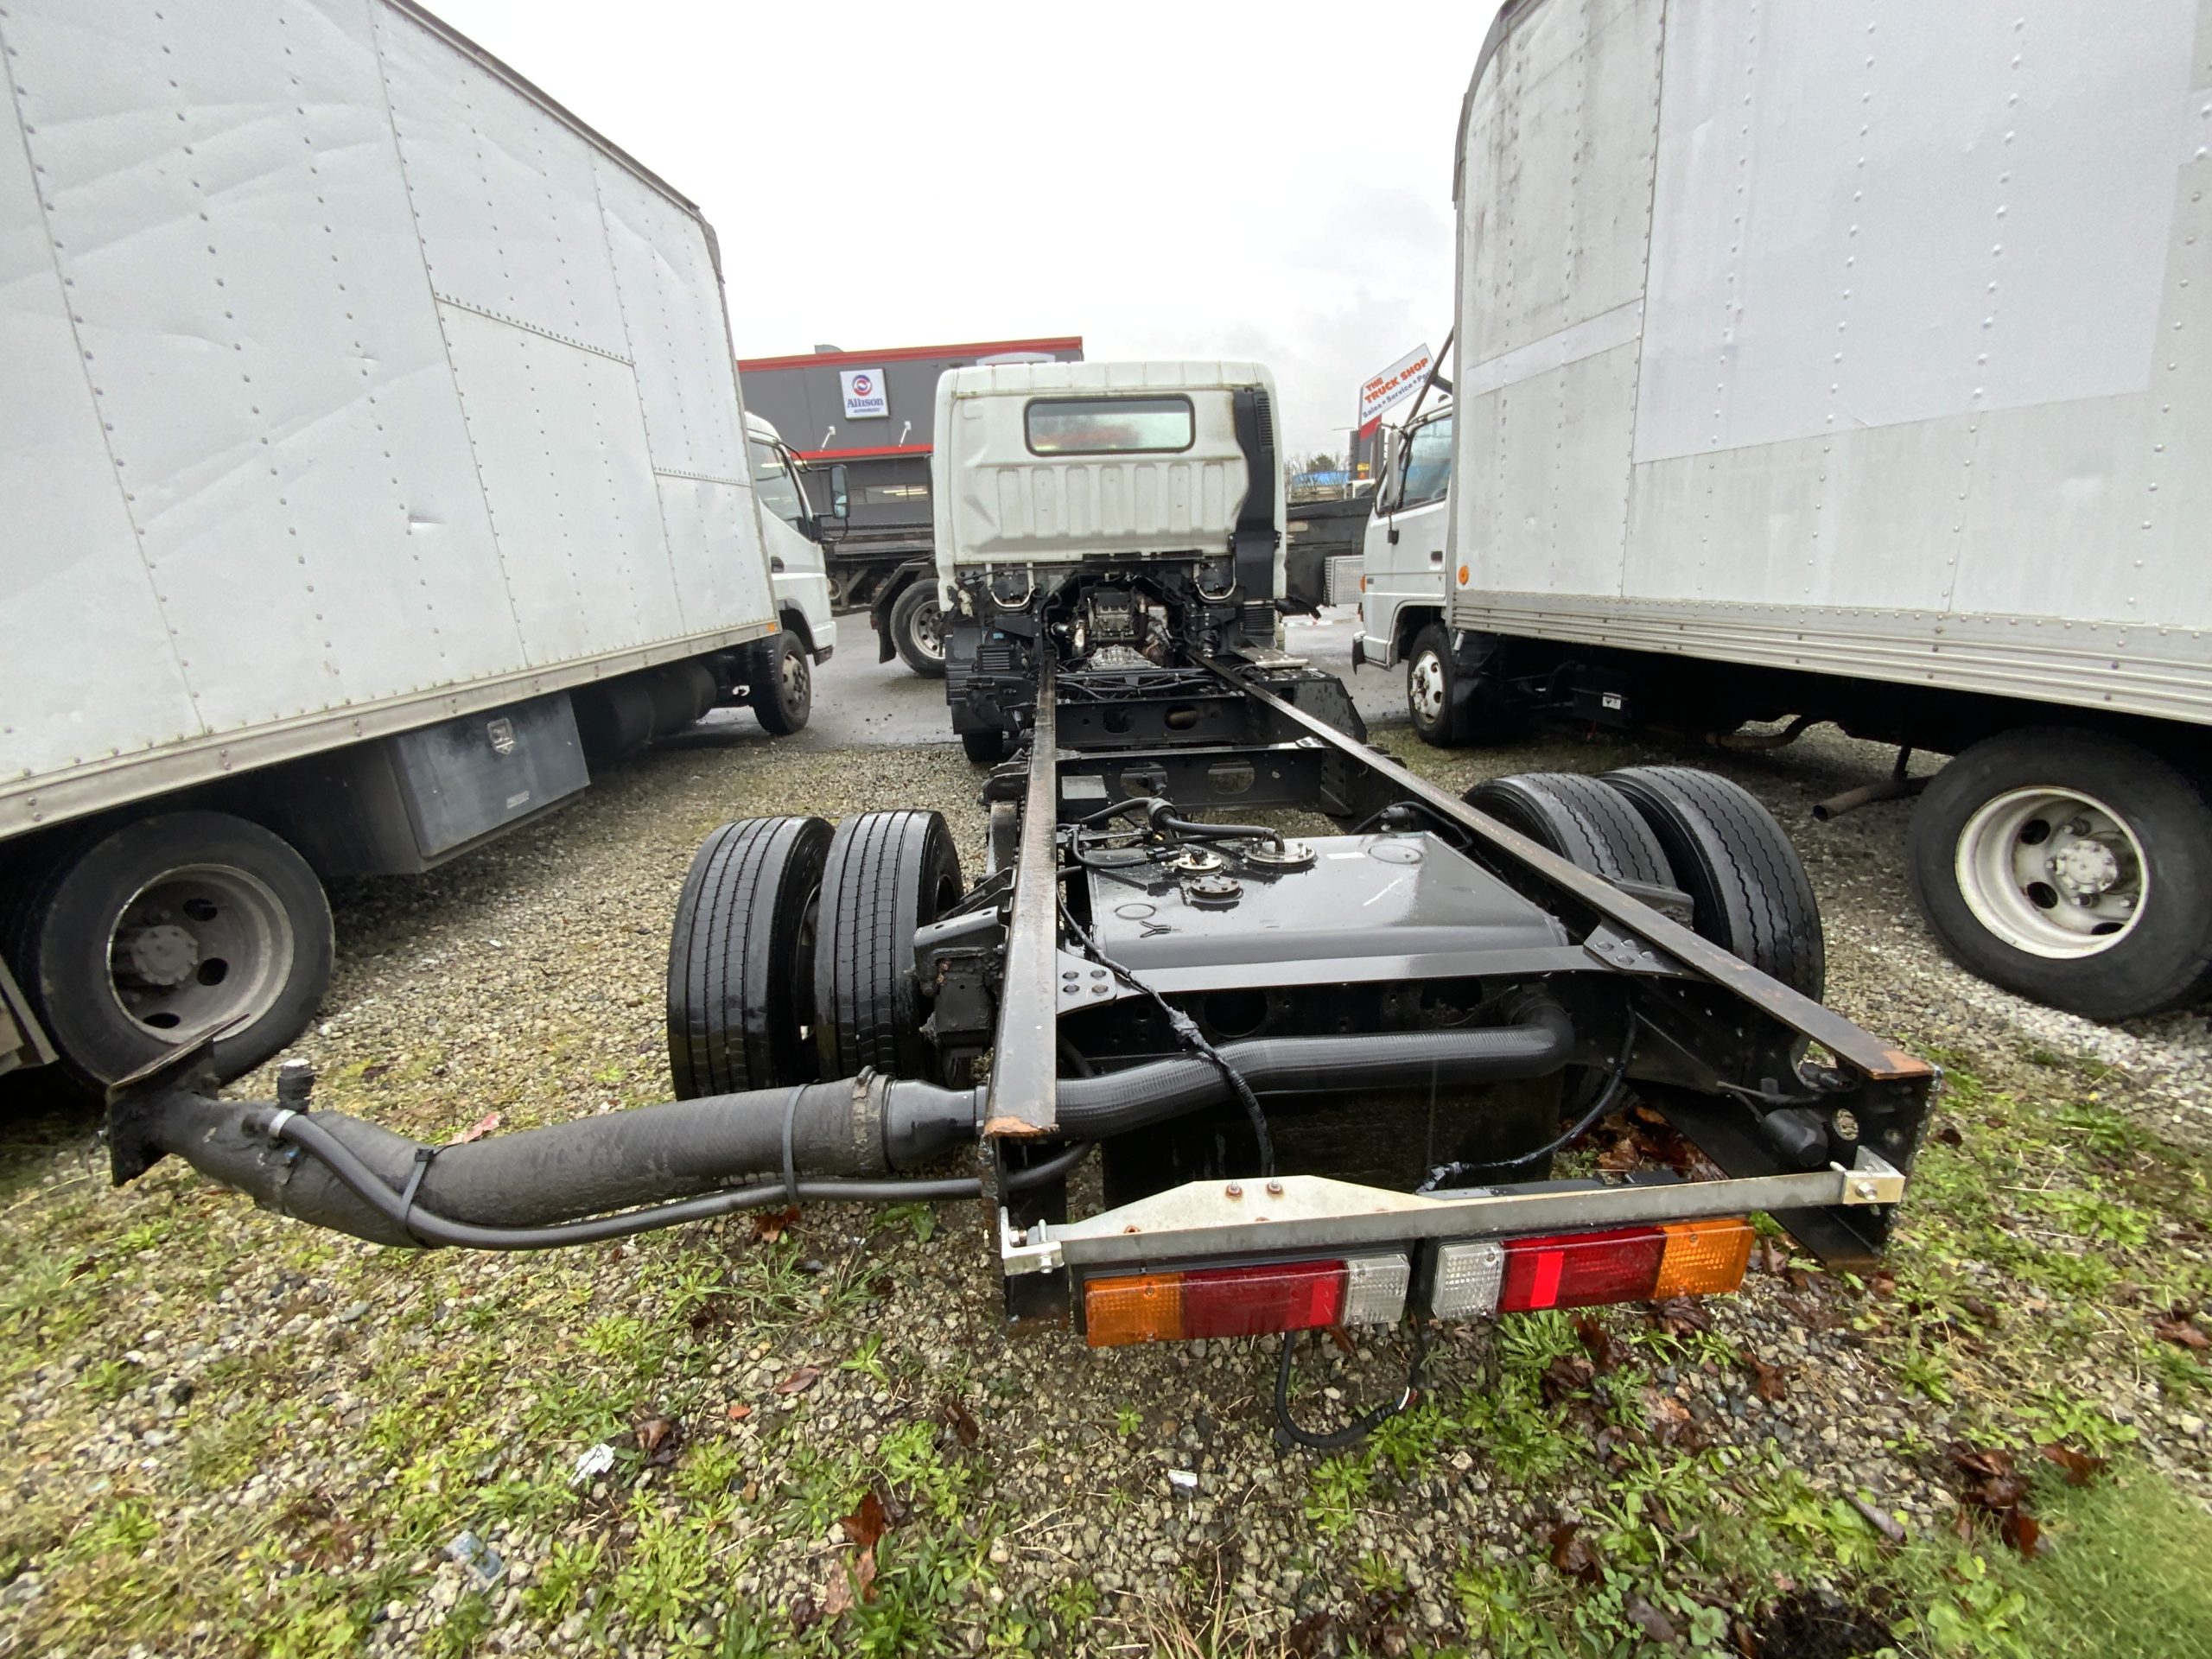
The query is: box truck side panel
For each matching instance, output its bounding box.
[372,6,632,362]
[594,153,772,632]
[0,98,200,775]
[1634,3,2193,468]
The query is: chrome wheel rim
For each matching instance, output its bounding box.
[1408,652,1446,727]
[779,647,807,707]
[909,597,944,661]
[1955,785,2148,960]
[107,864,296,1041]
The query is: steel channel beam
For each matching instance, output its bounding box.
[982,655,1062,1137]
[1204,658,1932,1084]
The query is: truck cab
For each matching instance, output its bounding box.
[1354,398,1456,740]
[744,413,839,666]
[931,361,1290,761]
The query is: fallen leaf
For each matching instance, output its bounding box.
[852,1544,880,1604]
[1540,1353,1595,1405]
[943,1396,981,1449]
[2001,1509,2044,1557]
[823,1560,855,1619]
[789,1592,819,1632]
[724,1402,753,1422]
[629,1412,683,1466]
[2038,1443,2107,1486]
[451,1110,501,1145]
[1649,1297,1715,1337]
[1548,1522,1602,1585]
[1739,1350,1788,1402]
[1758,1238,1788,1277]
[841,1491,890,1552]
[753,1205,800,1243]
[1573,1313,1625,1374]
[359,1062,390,1084]
[774,1364,822,1395]
[869,1274,896,1300]
[2153,1315,2209,1352]
[67,1255,100,1281]
[1933,1123,1963,1147]
[740,1480,758,1503]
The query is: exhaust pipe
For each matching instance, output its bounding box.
[111,1016,1573,1251]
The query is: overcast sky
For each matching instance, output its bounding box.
[428,0,1499,465]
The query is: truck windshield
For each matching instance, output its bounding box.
[1396,413,1453,510]
[1026,397,1194,455]
[749,438,806,525]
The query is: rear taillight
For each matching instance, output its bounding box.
[1082,1254,1409,1348]
[1427,1219,1751,1319]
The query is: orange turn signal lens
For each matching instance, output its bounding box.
[1456,564,1471,585]
[1653,1219,1754,1300]
[1083,1272,1183,1347]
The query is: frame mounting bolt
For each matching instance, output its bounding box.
[1224,1183,1243,1199]
[1852,1178,1877,1200]
[1266,1180,1285,1196]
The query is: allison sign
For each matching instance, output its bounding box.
[840,367,888,420]
[1357,343,1435,427]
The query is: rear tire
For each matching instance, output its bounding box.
[1907,728,2212,1020]
[665,816,832,1096]
[751,634,812,735]
[1601,766,1825,998]
[1463,772,1672,887]
[813,810,963,1079]
[890,583,949,679]
[5,811,333,1090]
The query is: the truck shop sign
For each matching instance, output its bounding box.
[840,367,889,420]
[1357,343,1434,427]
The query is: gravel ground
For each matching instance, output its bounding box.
[1,699,2209,1656]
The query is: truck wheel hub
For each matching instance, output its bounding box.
[1955,786,2147,959]
[112,923,199,988]
[105,867,296,1038]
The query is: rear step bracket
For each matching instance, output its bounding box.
[999,1147,1904,1275]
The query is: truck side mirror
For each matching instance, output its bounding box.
[810,463,850,543]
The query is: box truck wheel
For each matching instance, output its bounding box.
[751,634,812,735]
[812,810,963,1080]
[889,583,949,679]
[1908,728,2212,1020]
[6,811,333,1090]
[666,816,832,1097]
[1464,772,1672,887]
[1602,767,1826,999]
[1405,624,1465,746]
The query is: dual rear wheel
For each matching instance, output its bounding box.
[665,810,963,1096]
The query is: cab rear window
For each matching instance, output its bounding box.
[1025,397,1194,455]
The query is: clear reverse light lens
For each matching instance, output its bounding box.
[1342,1254,1412,1325]
[1426,1239,1505,1319]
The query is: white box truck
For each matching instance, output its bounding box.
[0,0,836,1090]
[1413,0,2212,1020]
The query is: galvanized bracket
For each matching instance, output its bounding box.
[1000,1147,1906,1275]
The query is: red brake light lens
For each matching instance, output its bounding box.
[1497,1226,1668,1313]
[1181,1261,1345,1339]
